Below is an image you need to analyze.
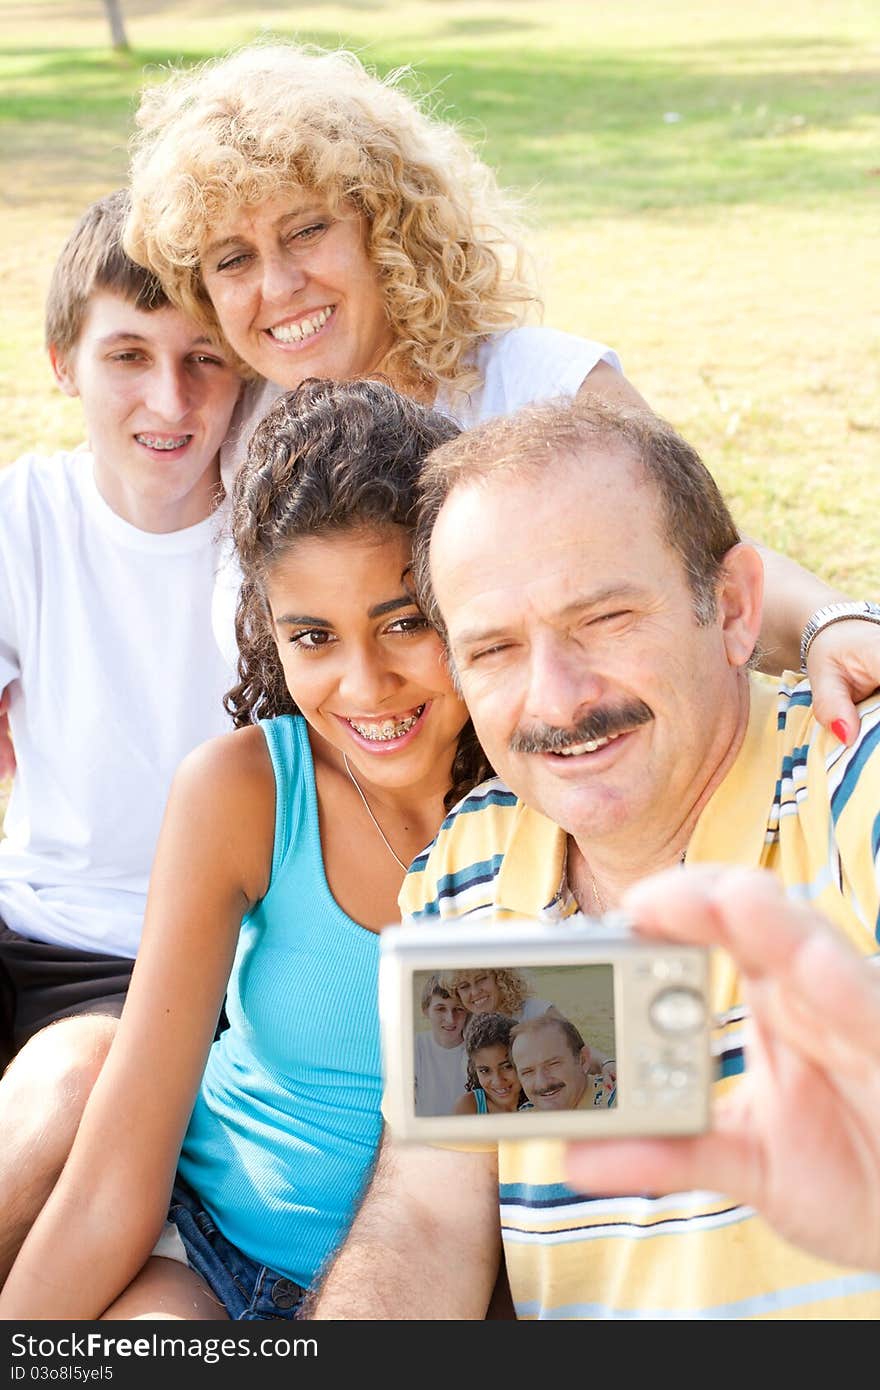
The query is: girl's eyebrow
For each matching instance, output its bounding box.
[274,613,327,628]
[368,595,416,619]
[274,596,415,628]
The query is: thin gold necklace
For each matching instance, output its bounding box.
[342,754,408,873]
[587,863,607,915]
[587,849,688,915]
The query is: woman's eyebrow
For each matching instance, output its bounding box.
[368,595,416,619]
[274,613,328,628]
[202,234,246,258]
[204,207,329,258]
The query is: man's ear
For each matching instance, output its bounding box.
[579,1045,594,1075]
[48,343,80,398]
[716,542,764,669]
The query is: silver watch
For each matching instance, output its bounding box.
[799,600,880,672]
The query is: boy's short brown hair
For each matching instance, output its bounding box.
[420,974,456,1016]
[45,190,170,356]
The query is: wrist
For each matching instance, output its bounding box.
[800,601,880,673]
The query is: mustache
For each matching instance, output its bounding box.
[509,700,653,755]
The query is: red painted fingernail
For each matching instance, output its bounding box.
[831,719,849,744]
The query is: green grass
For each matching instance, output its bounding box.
[1,0,878,827]
[3,2,873,589]
[1,0,878,575]
[3,0,873,542]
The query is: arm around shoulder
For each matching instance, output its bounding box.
[576,359,652,411]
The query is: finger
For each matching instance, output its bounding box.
[807,667,858,744]
[0,721,15,781]
[623,867,805,972]
[627,867,880,1074]
[562,1125,759,1208]
[747,928,880,1066]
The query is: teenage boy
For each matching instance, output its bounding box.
[0,190,242,1283]
[414,975,468,1116]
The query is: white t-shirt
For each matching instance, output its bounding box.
[414,1031,468,1117]
[0,451,236,957]
[214,326,622,662]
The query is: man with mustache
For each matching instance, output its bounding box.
[511,1015,610,1111]
[309,397,880,1320]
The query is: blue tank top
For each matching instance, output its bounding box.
[177,716,383,1286]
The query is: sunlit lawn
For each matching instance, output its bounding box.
[1,0,879,818]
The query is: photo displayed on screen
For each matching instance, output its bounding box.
[413,965,616,1117]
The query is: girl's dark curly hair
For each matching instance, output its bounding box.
[224,376,493,811]
[462,1012,524,1108]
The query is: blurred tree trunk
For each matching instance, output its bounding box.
[103,0,130,51]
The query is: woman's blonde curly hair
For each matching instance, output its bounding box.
[440,968,533,1018]
[125,41,540,391]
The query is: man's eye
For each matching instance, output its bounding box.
[590,610,631,627]
[467,643,511,664]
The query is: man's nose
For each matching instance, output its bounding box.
[524,634,603,730]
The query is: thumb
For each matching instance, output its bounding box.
[0,719,15,780]
[808,666,857,746]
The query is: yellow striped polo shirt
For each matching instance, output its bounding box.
[399,672,880,1319]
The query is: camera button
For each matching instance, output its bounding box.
[650,986,707,1034]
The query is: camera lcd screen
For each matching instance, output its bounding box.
[413,964,616,1118]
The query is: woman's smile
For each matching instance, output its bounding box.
[201,196,395,391]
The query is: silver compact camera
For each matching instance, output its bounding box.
[379,914,712,1143]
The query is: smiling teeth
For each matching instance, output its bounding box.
[348,706,424,741]
[557,732,622,757]
[136,434,190,450]
[269,307,333,343]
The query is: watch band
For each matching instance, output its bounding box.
[799,600,880,672]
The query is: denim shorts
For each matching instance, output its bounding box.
[165,1178,306,1321]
